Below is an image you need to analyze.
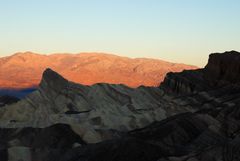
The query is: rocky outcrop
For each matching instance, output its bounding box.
[0,52,197,88]
[0,124,85,161]
[161,69,208,94]
[0,51,240,161]
[204,50,240,86]
[161,51,240,94]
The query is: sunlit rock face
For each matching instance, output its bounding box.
[0,52,197,88]
[0,51,240,161]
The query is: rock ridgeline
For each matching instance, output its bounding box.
[0,51,240,161]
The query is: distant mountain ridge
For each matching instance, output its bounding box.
[0,52,197,89]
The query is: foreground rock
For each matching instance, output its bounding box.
[0,51,240,161]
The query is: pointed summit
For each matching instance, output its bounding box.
[39,68,68,92]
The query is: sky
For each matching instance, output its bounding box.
[0,0,240,67]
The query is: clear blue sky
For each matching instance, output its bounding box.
[0,0,240,67]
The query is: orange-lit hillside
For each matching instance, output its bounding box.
[0,52,198,89]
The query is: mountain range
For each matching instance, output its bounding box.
[0,52,197,89]
[0,51,240,161]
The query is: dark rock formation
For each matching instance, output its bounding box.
[0,124,85,161]
[161,51,240,94]
[204,50,240,86]
[0,95,19,107]
[40,68,68,92]
[161,69,208,94]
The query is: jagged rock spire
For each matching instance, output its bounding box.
[39,68,68,92]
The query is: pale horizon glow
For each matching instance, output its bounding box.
[1,0,240,67]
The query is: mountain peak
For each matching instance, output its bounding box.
[39,68,68,92]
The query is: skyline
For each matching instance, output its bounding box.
[1,0,240,67]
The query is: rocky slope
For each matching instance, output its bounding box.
[0,68,192,143]
[0,51,240,161]
[0,52,197,88]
